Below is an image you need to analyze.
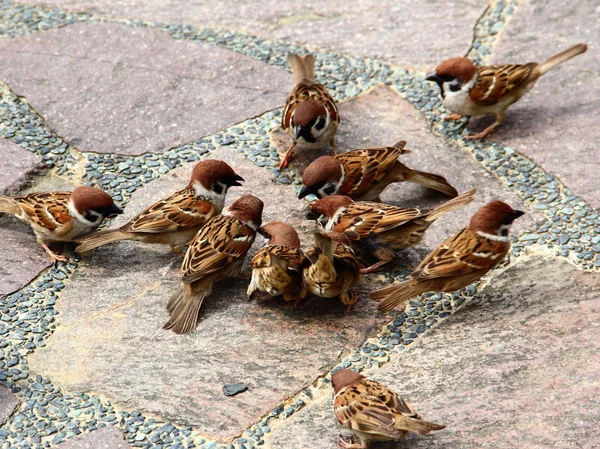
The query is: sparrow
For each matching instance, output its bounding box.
[332,369,445,448]
[163,195,263,334]
[301,231,360,311]
[75,160,244,255]
[279,53,340,169]
[426,43,588,139]
[370,200,524,313]
[309,188,476,273]
[298,142,458,201]
[247,221,306,305]
[0,186,122,263]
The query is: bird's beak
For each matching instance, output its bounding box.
[305,209,319,220]
[295,125,304,139]
[298,185,311,199]
[110,204,124,216]
[511,210,525,221]
[230,174,245,187]
[425,72,441,83]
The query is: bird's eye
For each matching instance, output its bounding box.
[449,80,461,92]
[314,117,326,130]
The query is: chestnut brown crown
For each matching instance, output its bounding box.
[299,156,343,200]
[258,221,301,247]
[434,57,477,83]
[332,369,365,394]
[70,186,122,217]
[228,194,264,228]
[469,200,524,235]
[309,195,353,218]
[189,159,244,191]
[292,99,327,127]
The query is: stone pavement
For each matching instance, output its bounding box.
[0,0,598,448]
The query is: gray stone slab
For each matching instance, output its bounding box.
[484,0,599,208]
[267,257,600,448]
[19,0,484,67]
[0,176,75,295]
[56,426,131,449]
[272,86,544,266]
[0,22,289,155]
[28,147,390,441]
[0,138,45,195]
[0,386,19,426]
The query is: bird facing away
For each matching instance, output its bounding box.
[75,160,244,255]
[0,186,122,263]
[333,369,445,448]
[309,188,476,273]
[302,231,361,311]
[370,200,524,313]
[426,43,588,139]
[247,221,306,305]
[163,194,263,335]
[279,53,340,169]
[298,141,458,202]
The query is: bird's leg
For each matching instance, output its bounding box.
[444,113,464,121]
[340,290,359,313]
[359,260,391,274]
[277,143,296,169]
[330,137,337,156]
[38,240,68,263]
[338,436,365,449]
[466,111,505,140]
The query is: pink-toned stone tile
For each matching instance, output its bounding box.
[0,22,290,155]
[0,138,45,195]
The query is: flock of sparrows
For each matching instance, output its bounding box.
[0,43,587,447]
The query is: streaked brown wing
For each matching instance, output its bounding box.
[335,202,422,238]
[15,192,73,235]
[251,245,304,271]
[470,64,535,106]
[334,382,401,439]
[181,215,255,284]
[283,80,339,130]
[126,189,217,234]
[337,147,402,197]
[412,228,507,281]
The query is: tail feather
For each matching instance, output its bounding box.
[0,195,19,215]
[397,416,446,435]
[289,54,315,83]
[404,168,459,198]
[538,43,587,76]
[162,283,207,335]
[391,141,412,155]
[370,279,425,313]
[75,229,130,253]
[426,187,476,222]
[314,231,334,260]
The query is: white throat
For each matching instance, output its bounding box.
[193,181,227,212]
[476,226,510,242]
[442,74,477,115]
[324,206,346,232]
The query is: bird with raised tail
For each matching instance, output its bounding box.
[426,43,588,139]
[301,231,361,311]
[247,221,306,305]
[309,188,476,273]
[279,53,340,169]
[0,186,122,263]
[370,200,524,313]
[75,160,244,255]
[163,195,263,335]
[298,141,458,202]
[332,369,445,448]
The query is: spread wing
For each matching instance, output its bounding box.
[470,64,536,106]
[283,80,339,130]
[334,380,407,439]
[337,145,406,198]
[412,228,508,281]
[125,189,218,234]
[332,202,423,238]
[14,192,73,237]
[181,215,255,284]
